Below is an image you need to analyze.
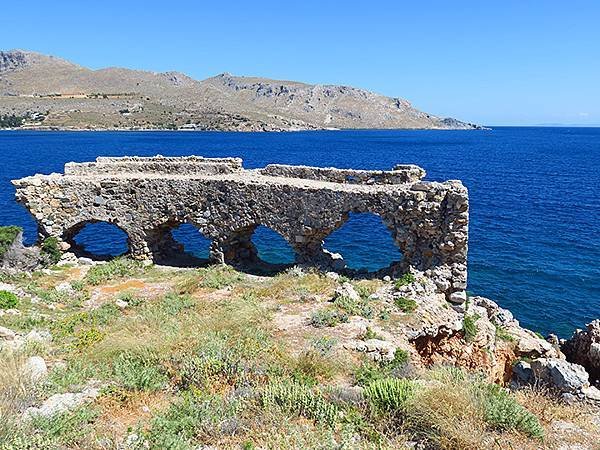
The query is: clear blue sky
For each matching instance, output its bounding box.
[2,0,599,125]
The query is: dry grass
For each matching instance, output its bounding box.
[94,390,173,443]
[0,351,32,416]
[1,264,599,449]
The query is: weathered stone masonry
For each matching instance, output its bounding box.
[12,156,469,300]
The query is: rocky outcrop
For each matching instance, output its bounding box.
[23,384,100,419]
[0,229,44,272]
[562,320,600,382]
[13,157,469,298]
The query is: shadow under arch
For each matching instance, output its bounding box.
[64,220,130,260]
[252,225,296,266]
[222,223,297,275]
[323,211,404,276]
[151,220,213,267]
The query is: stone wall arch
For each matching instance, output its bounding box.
[212,222,297,272]
[323,211,405,274]
[63,219,131,260]
[142,218,214,267]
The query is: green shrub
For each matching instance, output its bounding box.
[145,392,241,448]
[354,349,410,386]
[333,294,373,318]
[292,351,335,385]
[18,406,99,448]
[84,257,142,285]
[390,349,409,368]
[478,383,544,439]
[394,273,416,289]
[262,381,339,426]
[178,348,247,390]
[394,296,417,313]
[360,326,381,340]
[463,313,481,342]
[353,283,374,299]
[117,290,144,307]
[310,308,349,327]
[495,326,516,343]
[159,292,195,316]
[0,225,21,258]
[72,328,104,350]
[199,265,244,289]
[364,378,416,414]
[311,336,337,355]
[41,236,62,264]
[112,351,167,391]
[0,290,19,309]
[355,361,388,386]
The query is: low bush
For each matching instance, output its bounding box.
[84,257,143,285]
[159,292,195,316]
[495,325,516,342]
[292,351,336,385]
[0,226,21,258]
[5,406,99,449]
[360,326,381,340]
[112,351,167,391]
[199,265,244,289]
[262,381,339,426]
[144,392,242,447]
[333,294,373,318]
[40,236,62,264]
[462,313,481,342]
[394,296,417,313]
[354,349,411,386]
[310,308,349,327]
[0,290,19,309]
[394,273,416,289]
[364,378,416,415]
[310,336,337,355]
[477,383,544,439]
[72,327,104,350]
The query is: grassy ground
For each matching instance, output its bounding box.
[0,260,598,449]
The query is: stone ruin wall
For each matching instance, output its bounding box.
[12,156,469,302]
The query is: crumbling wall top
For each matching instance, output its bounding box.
[64,156,243,176]
[257,163,425,185]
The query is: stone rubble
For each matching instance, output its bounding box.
[23,384,100,420]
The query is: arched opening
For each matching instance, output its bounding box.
[68,221,129,259]
[171,223,212,260]
[152,222,212,267]
[251,225,296,265]
[323,212,402,273]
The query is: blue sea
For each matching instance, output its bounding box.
[0,128,598,337]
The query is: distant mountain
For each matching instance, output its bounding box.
[0,50,484,131]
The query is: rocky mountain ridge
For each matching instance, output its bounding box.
[0,50,485,131]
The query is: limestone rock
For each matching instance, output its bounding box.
[347,338,397,362]
[530,358,589,393]
[115,299,129,309]
[26,329,52,344]
[334,282,360,303]
[55,281,75,294]
[512,360,533,384]
[23,385,100,419]
[23,356,48,382]
[0,325,17,340]
[562,319,600,382]
[472,296,517,327]
[513,328,558,358]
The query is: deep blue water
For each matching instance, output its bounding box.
[0,128,598,337]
